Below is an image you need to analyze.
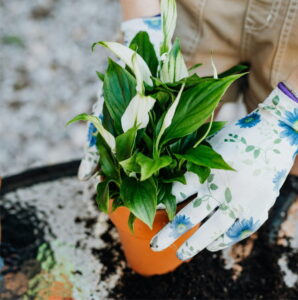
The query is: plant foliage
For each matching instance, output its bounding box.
[68,0,246,230]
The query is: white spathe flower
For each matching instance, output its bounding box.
[131,52,145,94]
[121,94,156,132]
[160,40,188,83]
[68,114,116,153]
[156,83,185,146]
[211,55,218,79]
[97,42,152,86]
[160,0,177,55]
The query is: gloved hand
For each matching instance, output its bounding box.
[150,83,298,260]
[78,15,163,180]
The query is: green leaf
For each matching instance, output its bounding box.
[119,152,140,175]
[111,198,123,212]
[161,173,186,184]
[187,162,211,184]
[224,188,232,203]
[96,71,105,82]
[129,31,158,76]
[193,198,202,208]
[218,64,248,78]
[136,153,172,181]
[169,122,226,154]
[176,145,235,171]
[151,91,171,110]
[210,183,218,190]
[158,183,177,220]
[96,180,110,213]
[103,59,136,133]
[245,145,255,152]
[120,177,157,228]
[188,63,202,72]
[67,113,116,152]
[162,74,245,144]
[116,126,137,161]
[102,103,116,136]
[96,135,119,180]
[197,121,227,138]
[128,213,136,233]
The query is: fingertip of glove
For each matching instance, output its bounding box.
[149,235,160,251]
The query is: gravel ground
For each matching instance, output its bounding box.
[0,0,120,176]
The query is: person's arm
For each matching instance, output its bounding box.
[120,0,160,20]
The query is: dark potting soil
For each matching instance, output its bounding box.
[108,227,298,300]
[106,177,298,300]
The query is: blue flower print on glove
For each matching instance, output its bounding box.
[87,123,97,147]
[236,112,261,128]
[279,108,298,145]
[226,217,260,242]
[272,169,287,191]
[169,215,193,239]
[143,18,162,30]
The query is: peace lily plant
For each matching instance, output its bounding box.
[68,0,246,231]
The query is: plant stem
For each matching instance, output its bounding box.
[193,111,215,148]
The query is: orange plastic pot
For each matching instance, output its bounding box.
[109,200,199,276]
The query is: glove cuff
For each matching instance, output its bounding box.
[259,83,298,128]
[121,16,163,54]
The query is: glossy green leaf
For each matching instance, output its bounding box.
[171,121,227,154]
[116,126,137,161]
[162,74,244,144]
[136,153,172,181]
[96,134,119,180]
[158,183,177,220]
[161,172,186,184]
[196,121,227,139]
[119,152,140,175]
[187,162,211,184]
[103,59,136,133]
[218,64,248,78]
[129,31,158,76]
[96,71,105,82]
[120,177,157,228]
[67,113,116,153]
[176,145,235,171]
[128,213,136,233]
[96,180,110,213]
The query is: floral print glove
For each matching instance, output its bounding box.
[151,83,298,260]
[78,15,162,180]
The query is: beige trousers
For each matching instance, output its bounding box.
[175,0,298,111]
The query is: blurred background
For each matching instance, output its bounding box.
[0,0,120,176]
[1,1,298,299]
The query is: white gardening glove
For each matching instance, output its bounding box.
[78,15,163,180]
[151,83,298,260]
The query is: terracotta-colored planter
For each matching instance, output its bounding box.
[109,200,199,276]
